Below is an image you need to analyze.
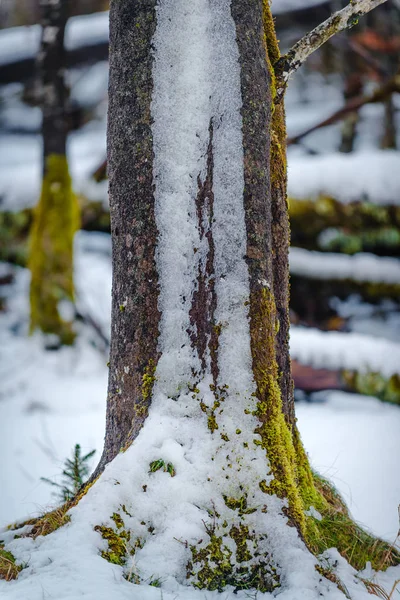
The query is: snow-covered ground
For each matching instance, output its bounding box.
[0,243,399,599]
[1,234,399,545]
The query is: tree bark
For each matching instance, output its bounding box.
[91,0,398,590]
[95,0,160,472]
[29,0,79,345]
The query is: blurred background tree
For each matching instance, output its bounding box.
[28,0,78,346]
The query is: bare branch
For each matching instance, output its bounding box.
[274,0,389,101]
[288,72,400,145]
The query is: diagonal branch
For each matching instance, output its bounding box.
[274,0,389,102]
[287,71,400,145]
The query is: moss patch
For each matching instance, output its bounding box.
[142,360,156,402]
[249,287,306,531]
[27,507,71,539]
[9,477,98,540]
[95,512,143,568]
[306,473,400,571]
[29,153,79,344]
[95,524,129,566]
[188,526,279,593]
[0,545,22,581]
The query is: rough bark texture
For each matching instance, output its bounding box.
[96,0,160,472]
[264,7,295,425]
[231,0,295,427]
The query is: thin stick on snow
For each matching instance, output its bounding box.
[274,0,389,101]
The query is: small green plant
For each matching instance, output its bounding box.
[41,444,96,502]
[149,459,176,477]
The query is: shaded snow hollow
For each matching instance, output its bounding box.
[1,3,400,600]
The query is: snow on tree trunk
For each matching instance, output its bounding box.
[1,1,398,598]
[98,0,318,589]
[29,0,78,345]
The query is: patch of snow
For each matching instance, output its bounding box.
[305,506,323,521]
[0,121,107,210]
[288,150,400,205]
[297,391,400,541]
[290,247,400,284]
[150,0,290,587]
[290,326,400,377]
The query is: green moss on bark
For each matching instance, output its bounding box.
[29,154,79,345]
[250,288,306,531]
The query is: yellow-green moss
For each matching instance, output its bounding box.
[142,360,156,401]
[223,494,257,516]
[8,477,98,540]
[0,546,22,581]
[188,526,279,593]
[28,508,71,539]
[250,288,306,531]
[306,473,400,571]
[29,153,79,345]
[262,1,287,190]
[95,512,144,568]
[95,525,129,566]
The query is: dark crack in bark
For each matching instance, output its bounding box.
[189,121,219,387]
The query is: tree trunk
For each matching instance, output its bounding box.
[93,0,398,590]
[29,0,79,345]
[2,1,397,596]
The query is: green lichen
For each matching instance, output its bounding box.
[29,154,79,345]
[0,545,22,581]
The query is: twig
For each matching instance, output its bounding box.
[275,0,389,101]
[288,72,400,145]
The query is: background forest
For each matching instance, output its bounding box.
[0,0,399,551]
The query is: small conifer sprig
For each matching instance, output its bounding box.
[41,444,96,502]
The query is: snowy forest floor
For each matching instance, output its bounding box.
[0,232,399,545]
